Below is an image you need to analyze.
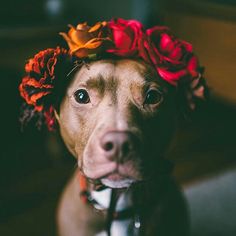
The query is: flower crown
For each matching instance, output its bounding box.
[19,18,206,131]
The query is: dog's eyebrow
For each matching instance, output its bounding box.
[86,75,106,94]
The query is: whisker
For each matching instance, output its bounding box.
[66,60,90,77]
[67,63,80,77]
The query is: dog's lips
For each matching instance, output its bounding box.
[82,150,143,183]
[96,163,141,181]
[100,172,136,189]
[106,172,124,181]
[83,167,136,188]
[99,167,142,188]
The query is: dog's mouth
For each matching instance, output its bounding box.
[100,172,136,188]
[98,167,142,188]
[84,167,140,189]
[103,171,125,181]
[81,144,143,188]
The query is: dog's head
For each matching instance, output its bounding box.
[19,19,207,189]
[56,59,177,188]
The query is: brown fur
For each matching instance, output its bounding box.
[56,59,189,235]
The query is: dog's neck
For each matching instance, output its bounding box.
[78,173,141,236]
[78,158,174,235]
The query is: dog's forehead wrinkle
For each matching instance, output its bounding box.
[68,61,116,92]
[69,59,159,94]
[85,63,119,99]
[115,62,153,93]
[87,61,117,82]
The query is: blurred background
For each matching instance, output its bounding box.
[0,0,236,235]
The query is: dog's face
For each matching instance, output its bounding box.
[57,59,176,188]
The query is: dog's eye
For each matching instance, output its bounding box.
[74,89,90,104]
[144,89,162,105]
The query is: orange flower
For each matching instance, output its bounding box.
[19,76,53,112]
[19,47,73,130]
[60,22,112,58]
[19,47,69,112]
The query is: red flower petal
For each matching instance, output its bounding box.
[159,33,175,52]
[168,46,182,61]
[146,42,160,66]
[138,37,152,64]
[181,40,193,53]
[146,26,170,37]
[157,67,188,86]
[108,18,144,56]
[44,106,56,131]
[187,55,198,71]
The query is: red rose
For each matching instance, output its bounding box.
[19,47,70,130]
[107,18,144,56]
[139,26,200,86]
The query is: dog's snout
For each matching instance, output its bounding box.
[100,131,137,162]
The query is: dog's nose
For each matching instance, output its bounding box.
[100,131,137,162]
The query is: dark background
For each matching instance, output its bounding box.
[0,0,236,235]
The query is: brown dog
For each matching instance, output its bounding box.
[55,58,189,236]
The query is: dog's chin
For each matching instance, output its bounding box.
[101,178,136,189]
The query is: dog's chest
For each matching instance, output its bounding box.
[91,188,140,236]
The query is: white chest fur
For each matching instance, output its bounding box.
[92,188,140,236]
